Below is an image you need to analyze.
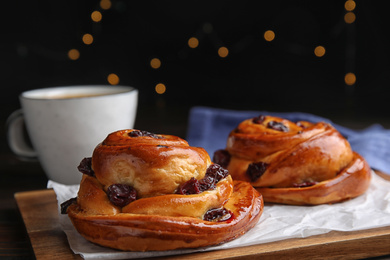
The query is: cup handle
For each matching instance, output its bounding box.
[6,109,38,158]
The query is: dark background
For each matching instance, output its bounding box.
[1,0,390,154]
[1,2,390,257]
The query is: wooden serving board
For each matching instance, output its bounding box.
[15,172,390,260]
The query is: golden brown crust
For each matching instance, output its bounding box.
[67,180,263,251]
[77,174,120,215]
[122,176,234,218]
[66,129,263,251]
[257,152,371,205]
[92,129,211,198]
[227,118,327,160]
[218,116,371,205]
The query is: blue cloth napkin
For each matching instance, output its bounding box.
[186,106,390,175]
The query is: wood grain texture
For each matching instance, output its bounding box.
[15,189,81,260]
[15,171,390,260]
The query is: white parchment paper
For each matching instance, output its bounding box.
[48,172,390,260]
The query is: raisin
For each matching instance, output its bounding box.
[253,115,266,124]
[128,130,161,138]
[198,175,216,191]
[176,177,201,195]
[203,207,232,222]
[246,162,269,182]
[267,121,289,132]
[207,164,229,182]
[77,157,95,177]
[60,197,77,214]
[199,164,229,191]
[177,164,229,195]
[107,184,137,207]
[213,149,231,169]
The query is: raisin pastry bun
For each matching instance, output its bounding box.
[61,129,263,251]
[213,115,371,206]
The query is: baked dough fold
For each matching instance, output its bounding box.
[214,116,371,205]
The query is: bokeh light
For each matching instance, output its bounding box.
[100,0,112,10]
[82,34,93,45]
[155,83,166,94]
[218,47,229,58]
[91,11,102,22]
[314,46,326,57]
[344,0,356,11]
[345,72,356,85]
[68,49,80,60]
[264,30,275,41]
[107,73,120,85]
[344,12,356,24]
[188,37,199,48]
[150,58,161,69]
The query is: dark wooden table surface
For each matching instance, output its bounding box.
[0,156,48,259]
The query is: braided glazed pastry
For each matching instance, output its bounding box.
[213,115,371,205]
[62,129,263,251]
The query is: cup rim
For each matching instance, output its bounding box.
[20,85,137,100]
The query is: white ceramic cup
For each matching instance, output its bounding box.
[7,85,138,184]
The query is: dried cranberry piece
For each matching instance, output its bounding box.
[60,197,77,214]
[176,177,201,195]
[213,149,231,169]
[292,181,318,188]
[253,115,266,124]
[107,184,137,207]
[267,121,289,132]
[246,162,269,182]
[128,130,161,138]
[77,157,95,177]
[203,207,232,222]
